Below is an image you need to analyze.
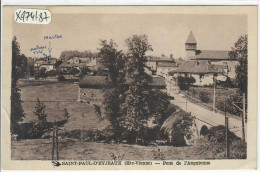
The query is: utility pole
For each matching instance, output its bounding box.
[213,76,216,111]
[242,93,246,142]
[224,102,229,158]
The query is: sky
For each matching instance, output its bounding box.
[13,14,247,60]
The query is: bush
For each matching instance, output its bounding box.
[58,74,66,81]
[199,91,210,103]
[216,92,245,118]
[177,76,196,90]
[160,107,194,146]
[194,125,246,159]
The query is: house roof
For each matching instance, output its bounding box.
[42,60,57,65]
[79,76,110,87]
[57,61,72,68]
[190,50,231,60]
[157,62,177,67]
[185,31,197,44]
[79,75,166,88]
[169,60,223,74]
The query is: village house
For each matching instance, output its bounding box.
[145,56,182,78]
[169,31,238,86]
[67,56,80,66]
[38,59,57,71]
[78,75,167,103]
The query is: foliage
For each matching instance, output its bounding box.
[79,67,91,78]
[58,74,66,81]
[60,50,97,61]
[119,35,154,144]
[11,36,26,134]
[34,98,48,125]
[194,125,246,159]
[34,67,48,79]
[69,68,80,75]
[98,39,126,141]
[216,92,245,118]
[229,35,247,94]
[64,108,70,120]
[46,69,57,77]
[160,107,194,146]
[199,91,210,103]
[177,76,196,90]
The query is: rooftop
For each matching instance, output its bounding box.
[190,50,232,60]
[169,60,224,74]
[185,31,197,44]
[79,75,166,89]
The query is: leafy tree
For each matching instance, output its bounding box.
[120,35,156,143]
[34,98,47,124]
[177,76,196,90]
[34,67,48,79]
[98,40,126,141]
[229,35,248,94]
[11,36,26,134]
[46,69,57,77]
[69,68,80,75]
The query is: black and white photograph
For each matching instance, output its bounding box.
[1,5,258,170]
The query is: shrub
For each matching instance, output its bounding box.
[194,125,246,159]
[216,92,245,118]
[58,74,66,81]
[177,76,196,90]
[199,91,210,103]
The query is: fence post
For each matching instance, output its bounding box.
[242,93,246,142]
[56,127,59,160]
[52,127,55,161]
[226,117,229,159]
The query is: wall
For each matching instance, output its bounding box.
[145,61,157,71]
[211,60,238,79]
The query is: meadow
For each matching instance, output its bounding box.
[19,80,108,132]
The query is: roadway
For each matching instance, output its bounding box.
[165,80,247,140]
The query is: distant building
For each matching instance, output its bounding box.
[78,75,167,102]
[169,31,238,86]
[68,57,80,66]
[145,56,182,78]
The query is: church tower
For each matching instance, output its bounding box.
[185,31,197,59]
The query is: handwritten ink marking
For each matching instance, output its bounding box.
[44,34,62,40]
[15,9,51,24]
[30,45,47,51]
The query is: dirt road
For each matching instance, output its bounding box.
[166,81,247,140]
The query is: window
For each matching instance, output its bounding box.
[83,93,87,96]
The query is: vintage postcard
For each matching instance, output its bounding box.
[1,5,258,170]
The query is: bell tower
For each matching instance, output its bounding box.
[185,31,197,59]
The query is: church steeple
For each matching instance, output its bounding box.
[185,31,197,59]
[185,31,197,44]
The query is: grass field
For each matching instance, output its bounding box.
[11,138,199,160]
[19,80,109,131]
[186,86,238,104]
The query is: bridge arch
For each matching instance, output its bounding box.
[200,125,209,136]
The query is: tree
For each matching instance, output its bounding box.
[34,98,47,124]
[11,36,26,134]
[98,40,126,141]
[120,35,156,143]
[229,35,248,94]
[69,68,80,75]
[35,67,47,79]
